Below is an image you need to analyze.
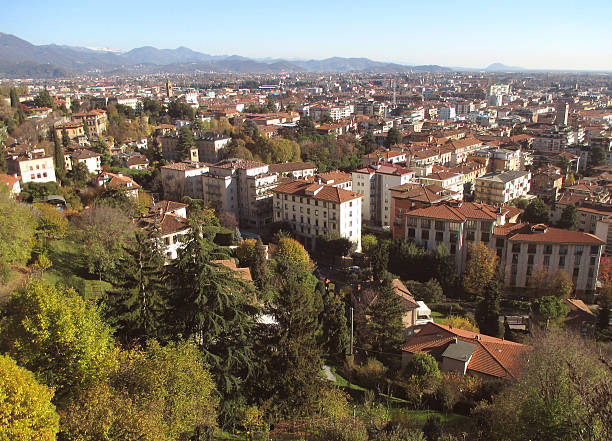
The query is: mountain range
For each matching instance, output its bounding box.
[0,33,451,77]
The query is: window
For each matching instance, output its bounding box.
[591,246,599,255]
[543,255,550,266]
[575,255,581,265]
[575,245,584,255]
[559,256,566,267]
[573,267,580,278]
[466,230,475,241]
[528,255,534,265]
[450,244,456,254]
[406,217,417,227]
[496,238,504,248]
[450,232,458,243]
[421,230,430,240]
[421,219,431,229]
[435,231,444,241]
[512,243,521,253]
[544,245,552,255]
[481,232,490,243]
[559,245,568,255]
[435,221,445,231]
[408,228,415,238]
[528,244,537,254]
[591,256,597,266]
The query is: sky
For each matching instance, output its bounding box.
[2,0,611,70]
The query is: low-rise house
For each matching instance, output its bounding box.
[401,322,527,380]
[65,148,102,174]
[0,174,21,195]
[121,153,149,170]
[268,161,317,179]
[562,298,597,335]
[95,171,140,198]
[8,151,56,184]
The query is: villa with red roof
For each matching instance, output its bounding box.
[401,322,528,380]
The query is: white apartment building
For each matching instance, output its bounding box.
[474,170,531,205]
[352,163,415,227]
[65,149,102,174]
[310,105,353,121]
[272,179,363,252]
[9,152,56,184]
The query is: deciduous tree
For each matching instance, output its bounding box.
[463,242,498,298]
[475,281,502,337]
[521,199,550,224]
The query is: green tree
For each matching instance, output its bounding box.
[9,87,19,108]
[273,237,313,270]
[405,278,445,303]
[475,281,502,337]
[316,233,355,260]
[170,219,259,425]
[33,202,68,240]
[104,229,167,346]
[61,128,70,148]
[61,341,218,441]
[371,240,390,280]
[590,145,606,167]
[361,234,378,254]
[242,118,259,139]
[261,259,324,416]
[53,131,66,178]
[360,130,377,154]
[403,352,441,387]
[318,283,349,363]
[0,280,113,401]
[531,296,570,329]
[176,126,195,161]
[384,127,403,148]
[463,242,498,298]
[367,275,407,353]
[558,204,578,230]
[69,161,91,187]
[33,89,54,108]
[0,353,59,441]
[0,186,37,264]
[522,199,550,224]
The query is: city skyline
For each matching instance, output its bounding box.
[2,0,611,71]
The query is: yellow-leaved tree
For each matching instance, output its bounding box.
[462,242,498,299]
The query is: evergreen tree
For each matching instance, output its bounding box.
[250,238,270,289]
[170,218,259,424]
[104,229,168,346]
[33,89,54,108]
[261,258,324,416]
[53,131,65,179]
[384,127,402,147]
[176,126,195,161]
[318,283,349,363]
[367,274,406,353]
[61,129,70,148]
[558,204,578,230]
[475,280,502,337]
[9,88,19,108]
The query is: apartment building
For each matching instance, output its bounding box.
[202,159,278,230]
[160,131,231,163]
[8,152,56,184]
[363,149,407,167]
[54,121,85,142]
[268,161,317,179]
[309,105,353,121]
[352,162,415,227]
[73,109,108,136]
[474,170,531,205]
[418,171,464,199]
[502,224,603,295]
[272,179,363,251]
[160,161,210,200]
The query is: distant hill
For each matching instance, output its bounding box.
[485,62,525,72]
[0,33,451,77]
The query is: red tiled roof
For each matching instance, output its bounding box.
[272,179,362,203]
[401,322,527,380]
[507,225,604,245]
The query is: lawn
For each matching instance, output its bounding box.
[43,239,112,300]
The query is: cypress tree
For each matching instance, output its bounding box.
[475,281,502,337]
[53,131,66,178]
[318,283,349,363]
[104,228,168,346]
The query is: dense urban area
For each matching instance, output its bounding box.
[1,40,612,441]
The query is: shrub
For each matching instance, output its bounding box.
[311,417,368,441]
[354,358,388,393]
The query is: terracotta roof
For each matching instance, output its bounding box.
[212,259,253,282]
[401,322,527,380]
[161,162,209,171]
[272,179,362,203]
[317,170,352,185]
[507,225,604,245]
[151,200,188,215]
[268,161,316,174]
[0,174,20,187]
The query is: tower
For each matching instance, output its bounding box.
[555,102,569,126]
[165,79,173,98]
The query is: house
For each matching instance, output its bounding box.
[121,153,149,170]
[8,151,56,184]
[160,162,210,200]
[54,121,85,142]
[65,148,102,174]
[401,322,528,380]
[73,109,108,135]
[268,161,317,179]
[138,212,190,261]
[0,174,21,196]
[149,200,188,218]
[95,172,140,198]
[474,170,531,205]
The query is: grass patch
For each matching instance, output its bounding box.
[0,266,30,304]
[43,239,112,300]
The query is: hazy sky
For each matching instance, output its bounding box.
[2,0,611,70]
